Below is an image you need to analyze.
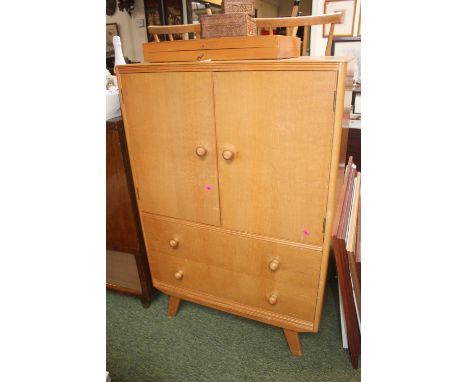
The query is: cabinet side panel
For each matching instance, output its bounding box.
[314,62,351,331]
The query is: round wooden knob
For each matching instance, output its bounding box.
[268,294,277,305]
[169,239,178,248]
[174,270,183,280]
[196,146,207,157]
[222,150,234,160]
[269,259,280,271]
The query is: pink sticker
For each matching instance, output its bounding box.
[205,185,212,191]
[303,229,310,236]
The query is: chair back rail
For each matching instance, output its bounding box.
[147,12,344,56]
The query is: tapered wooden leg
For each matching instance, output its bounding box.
[283,328,302,356]
[167,296,181,317]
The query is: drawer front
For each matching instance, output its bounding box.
[149,251,317,322]
[142,213,323,286]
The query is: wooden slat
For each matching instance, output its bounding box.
[255,13,344,29]
[148,13,343,41]
[144,35,298,53]
[148,23,201,36]
[144,46,298,62]
[288,0,301,36]
[325,23,335,56]
[143,36,300,62]
[116,57,352,75]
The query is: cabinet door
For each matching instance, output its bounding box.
[120,72,220,226]
[214,71,337,245]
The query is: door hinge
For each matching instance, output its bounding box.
[136,187,140,200]
[333,90,336,112]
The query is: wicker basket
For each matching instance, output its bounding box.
[223,0,255,16]
[200,13,256,39]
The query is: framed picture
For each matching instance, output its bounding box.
[323,0,356,37]
[106,23,119,57]
[144,0,164,42]
[165,0,183,25]
[331,36,361,84]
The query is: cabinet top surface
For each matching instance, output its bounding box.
[116,56,352,74]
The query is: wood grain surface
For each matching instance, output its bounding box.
[283,329,302,356]
[116,56,353,75]
[142,212,322,286]
[120,72,221,226]
[116,59,350,353]
[213,70,336,245]
[313,62,351,330]
[149,251,318,323]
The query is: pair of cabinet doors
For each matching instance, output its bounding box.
[120,70,337,246]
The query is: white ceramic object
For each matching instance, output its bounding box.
[106,88,121,120]
[113,36,126,71]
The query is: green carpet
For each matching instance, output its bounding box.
[106,278,360,382]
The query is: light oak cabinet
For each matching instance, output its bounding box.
[121,72,220,226]
[213,70,336,245]
[117,57,351,356]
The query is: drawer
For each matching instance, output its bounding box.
[149,251,317,322]
[142,213,323,287]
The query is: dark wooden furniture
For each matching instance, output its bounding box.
[106,117,154,306]
[332,157,361,368]
[346,127,360,171]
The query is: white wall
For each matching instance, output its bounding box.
[309,0,360,56]
[255,0,280,18]
[106,0,148,63]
